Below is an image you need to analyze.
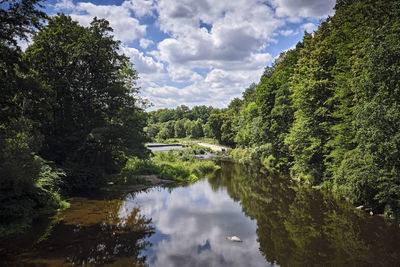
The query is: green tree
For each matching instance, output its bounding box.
[174,119,186,138]
[0,0,68,236]
[207,113,224,142]
[0,0,46,46]
[190,119,204,138]
[285,29,335,184]
[351,18,400,216]
[26,15,149,190]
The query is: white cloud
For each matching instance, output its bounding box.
[269,0,335,22]
[124,0,156,18]
[139,38,154,49]
[149,0,280,99]
[122,47,164,74]
[142,65,266,109]
[55,0,75,10]
[301,22,317,33]
[53,0,335,108]
[279,29,298,36]
[55,1,147,42]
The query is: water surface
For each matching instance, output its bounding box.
[1,161,399,266]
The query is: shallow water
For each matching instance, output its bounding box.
[1,160,399,266]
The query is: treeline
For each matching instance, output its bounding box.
[145,105,221,140]
[0,1,148,235]
[174,0,400,217]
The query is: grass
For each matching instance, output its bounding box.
[118,148,220,184]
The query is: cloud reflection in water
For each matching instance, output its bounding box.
[118,179,273,267]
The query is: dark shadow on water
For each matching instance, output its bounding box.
[0,194,155,266]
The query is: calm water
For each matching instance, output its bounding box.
[1,160,399,266]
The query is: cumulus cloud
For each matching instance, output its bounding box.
[154,0,280,65]
[54,0,335,108]
[124,0,156,18]
[269,0,335,21]
[122,47,164,74]
[139,38,154,49]
[55,1,147,42]
[141,65,265,108]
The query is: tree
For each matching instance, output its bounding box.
[174,119,186,138]
[0,0,47,47]
[285,28,335,184]
[351,19,400,216]
[242,83,257,103]
[207,113,224,142]
[0,0,68,236]
[26,15,149,190]
[190,119,204,138]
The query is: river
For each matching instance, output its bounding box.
[0,160,399,266]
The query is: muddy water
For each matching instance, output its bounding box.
[1,160,399,266]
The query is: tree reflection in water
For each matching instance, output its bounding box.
[208,160,400,267]
[0,196,155,266]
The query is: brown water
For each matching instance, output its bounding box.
[1,160,399,266]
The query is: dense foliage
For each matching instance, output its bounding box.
[145,105,219,141]
[1,1,148,235]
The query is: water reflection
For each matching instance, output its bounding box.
[125,182,270,267]
[0,196,155,266]
[1,160,399,266]
[209,160,400,267]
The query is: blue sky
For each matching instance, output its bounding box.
[41,0,336,109]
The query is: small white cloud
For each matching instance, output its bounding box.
[301,22,317,33]
[270,0,335,21]
[279,29,298,36]
[122,46,164,74]
[125,0,156,18]
[55,0,75,10]
[139,38,154,49]
[62,2,147,43]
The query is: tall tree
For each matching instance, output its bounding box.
[26,15,149,190]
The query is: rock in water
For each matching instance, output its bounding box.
[226,236,242,242]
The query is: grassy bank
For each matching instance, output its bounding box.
[112,148,220,188]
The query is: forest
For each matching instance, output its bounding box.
[1,0,400,238]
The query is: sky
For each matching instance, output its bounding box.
[41,0,336,109]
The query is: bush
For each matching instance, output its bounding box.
[0,157,69,237]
